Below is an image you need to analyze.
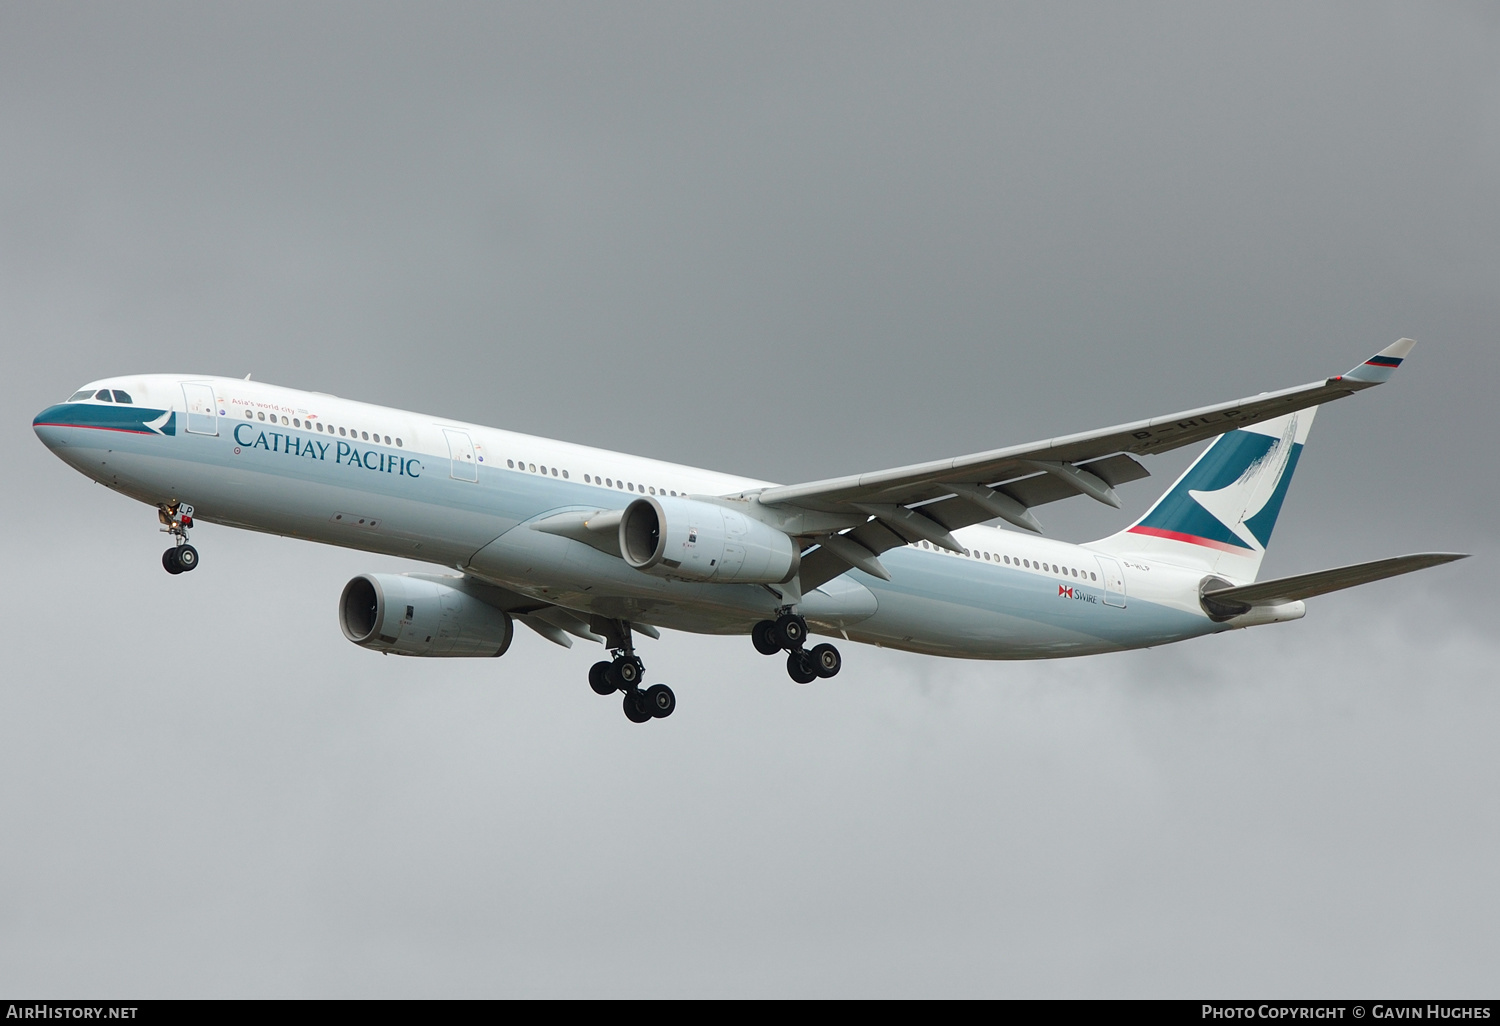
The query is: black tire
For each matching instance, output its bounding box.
[644,683,676,718]
[609,657,643,690]
[588,661,616,696]
[751,620,781,656]
[176,544,199,572]
[810,643,841,679]
[773,613,807,651]
[622,691,653,723]
[162,548,183,575]
[787,651,818,685]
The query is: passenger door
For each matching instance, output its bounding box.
[1095,555,1127,608]
[181,383,218,436]
[444,429,478,482]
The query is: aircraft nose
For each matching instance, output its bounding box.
[33,404,72,449]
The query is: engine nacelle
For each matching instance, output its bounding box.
[339,573,514,657]
[619,495,799,584]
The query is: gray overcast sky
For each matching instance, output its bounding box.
[2,2,1497,997]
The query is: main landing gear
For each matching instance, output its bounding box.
[159,502,200,575]
[753,612,841,684]
[587,620,675,724]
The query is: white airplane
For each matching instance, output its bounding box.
[34,338,1463,722]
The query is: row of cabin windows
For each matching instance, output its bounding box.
[243,408,402,446]
[914,539,1098,582]
[503,460,683,497]
[506,460,568,479]
[70,389,133,404]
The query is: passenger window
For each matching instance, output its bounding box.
[95,389,113,402]
[396,438,403,447]
[317,422,324,431]
[293,419,301,428]
[529,464,536,473]
[339,427,346,436]
[562,470,568,479]
[540,466,547,475]
[112,390,133,404]
[552,468,558,477]
[508,460,515,469]
[384,435,391,445]
[245,410,254,419]
[259,412,266,421]
[361,431,368,440]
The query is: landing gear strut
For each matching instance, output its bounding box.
[586,619,675,722]
[753,611,841,684]
[159,502,200,575]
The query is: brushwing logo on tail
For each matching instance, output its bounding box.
[1128,415,1303,553]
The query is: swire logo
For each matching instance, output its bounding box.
[1058,585,1074,598]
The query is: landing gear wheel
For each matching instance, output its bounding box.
[809,643,842,679]
[644,683,676,718]
[175,544,199,572]
[608,656,644,690]
[162,548,183,575]
[622,691,653,723]
[752,620,781,656]
[588,661,616,696]
[787,651,818,685]
[774,613,807,651]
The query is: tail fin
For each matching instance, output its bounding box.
[1090,409,1315,582]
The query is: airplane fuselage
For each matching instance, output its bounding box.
[35,373,1242,662]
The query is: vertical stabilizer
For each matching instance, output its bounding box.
[1089,410,1315,583]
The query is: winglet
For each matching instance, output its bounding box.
[1340,338,1415,385]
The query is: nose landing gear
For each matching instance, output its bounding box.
[753,611,842,684]
[159,502,200,574]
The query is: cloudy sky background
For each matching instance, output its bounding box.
[2,2,1497,996]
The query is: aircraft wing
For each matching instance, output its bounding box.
[755,340,1416,591]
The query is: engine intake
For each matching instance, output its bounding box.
[619,495,799,584]
[339,573,514,657]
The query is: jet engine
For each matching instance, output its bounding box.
[619,495,799,584]
[339,573,514,657]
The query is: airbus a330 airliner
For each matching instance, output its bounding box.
[34,338,1463,722]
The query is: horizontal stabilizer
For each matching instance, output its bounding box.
[1200,552,1466,619]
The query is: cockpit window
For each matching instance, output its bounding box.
[94,389,113,402]
[112,390,133,404]
[68,390,93,402]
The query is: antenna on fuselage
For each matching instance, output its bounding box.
[244,373,252,380]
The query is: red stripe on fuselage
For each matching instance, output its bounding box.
[1126,524,1248,552]
[33,422,153,435]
